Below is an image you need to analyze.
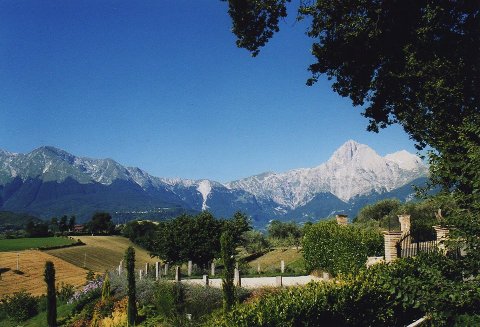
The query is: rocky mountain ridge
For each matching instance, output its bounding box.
[0,141,428,225]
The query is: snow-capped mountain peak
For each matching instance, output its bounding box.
[228,140,427,206]
[385,150,424,171]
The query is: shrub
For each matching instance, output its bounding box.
[206,252,480,327]
[303,219,383,276]
[184,284,223,320]
[57,282,75,303]
[101,297,128,327]
[69,277,103,314]
[0,290,38,322]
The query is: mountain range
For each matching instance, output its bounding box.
[0,140,429,226]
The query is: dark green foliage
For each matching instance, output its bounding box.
[58,215,68,233]
[225,1,480,260]
[267,220,302,247]
[0,211,42,228]
[150,211,250,267]
[68,215,76,231]
[355,197,455,241]
[303,220,383,276]
[223,0,290,57]
[221,231,236,312]
[206,253,480,326]
[125,246,137,326]
[242,230,270,254]
[25,220,50,237]
[87,212,114,234]
[0,291,38,322]
[85,270,95,283]
[225,211,251,245]
[56,282,75,303]
[122,220,158,251]
[355,199,401,226]
[44,261,57,327]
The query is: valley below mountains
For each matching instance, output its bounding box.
[0,140,429,227]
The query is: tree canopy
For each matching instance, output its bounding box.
[224,0,480,195]
[148,211,251,266]
[225,1,480,273]
[87,212,114,235]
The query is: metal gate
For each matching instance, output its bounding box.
[396,231,438,258]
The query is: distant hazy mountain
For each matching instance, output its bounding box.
[0,141,428,226]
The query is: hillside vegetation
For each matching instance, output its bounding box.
[45,236,157,272]
[0,211,41,227]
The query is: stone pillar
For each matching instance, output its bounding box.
[257,263,261,274]
[155,262,160,280]
[336,214,348,226]
[139,269,143,280]
[383,231,403,263]
[433,226,450,253]
[398,215,411,234]
[234,268,241,287]
[164,263,169,276]
[188,260,192,277]
[145,263,149,277]
[203,274,209,287]
[276,276,283,287]
[175,266,181,282]
[210,262,215,276]
[280,260,285,273]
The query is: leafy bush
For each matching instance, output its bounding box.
[303,220,383,276]
[206,253,480,326]
[205,278,415,326]
[184,285,223,320]
[57,282,76,303]
[0,290,38,322]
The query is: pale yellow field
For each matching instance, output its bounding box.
[248,248,303,271]
[45,236,158,273]
[0,250,87,297]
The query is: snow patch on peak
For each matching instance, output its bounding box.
[385,150,424,171]
[197,180,212,211]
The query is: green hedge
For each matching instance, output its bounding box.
[205,273,420,326]
[204,253,480,327]
[303,220,383,276]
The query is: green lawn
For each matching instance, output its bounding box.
[0,303,74,327]
[0,237,76,252]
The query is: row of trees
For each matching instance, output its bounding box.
[124,211,250,266]
[22,212,114,237]
[123,213,308,267]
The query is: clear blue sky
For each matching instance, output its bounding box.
[0,0,420,182]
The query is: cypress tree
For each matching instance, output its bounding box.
[101,272,111,302]
[44,261,57,327]
[125,246,137,326]
[221,231,235,312]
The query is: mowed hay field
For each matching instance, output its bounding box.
[0,250,86,297]
[45,236,157,273]
[248,248,304,272]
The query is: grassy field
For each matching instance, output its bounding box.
[247,248,305,273]
[0,237,76,252]
[0,250,87,297]
[45,235,158,273]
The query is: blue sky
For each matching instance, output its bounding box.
[0,0,419,182]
